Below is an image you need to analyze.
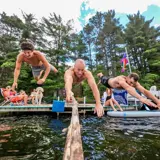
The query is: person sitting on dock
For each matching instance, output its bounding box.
[10,90,28,105]
[12,39,58,90]
[1,87,28,105]
[1,86,17,101]
[104,88,123,112]
[97,72,160,109]
[64,59,104,117]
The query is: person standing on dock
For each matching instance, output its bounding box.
[97,72,160,109]
[64,59,104,117]
[12,40,58,90]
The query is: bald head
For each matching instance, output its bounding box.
[74,59,86,78]
[74,59,85,68]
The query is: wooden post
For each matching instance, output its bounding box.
[63,96,84,160]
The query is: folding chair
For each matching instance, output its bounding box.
[0,88,24,106]
[0,88,10,106]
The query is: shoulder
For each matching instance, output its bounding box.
[119,75,126,79]
[33,51,47,61]
[85,69,91,75]
[117,75,126,81]
[84,70,93,78]
[65,67,73,72]
[64,67,73,76]
[135,81,142,88]
[33,50,42,56]
[17,52,23,57]
[17,52,24,61]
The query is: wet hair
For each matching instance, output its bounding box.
[20,40,34,51]
[128,73,139,82]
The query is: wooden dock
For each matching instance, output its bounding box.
[0,104,137,116]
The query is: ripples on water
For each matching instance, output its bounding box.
[82,116,160,160]
[0,115,69,160]
[0,115,160,160]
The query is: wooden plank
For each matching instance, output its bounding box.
[63,97,84,160]
[0,104,138,114]
[0,110,51,112]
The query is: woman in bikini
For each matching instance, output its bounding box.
[105,88,123,111]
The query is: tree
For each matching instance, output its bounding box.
[69,32,88,61]
[0,12,24,56]
[124,11,159,74]
[41,13,73,66]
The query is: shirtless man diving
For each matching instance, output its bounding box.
[64,59,104,117]
[97,72,160,108]
[12,40,58,89]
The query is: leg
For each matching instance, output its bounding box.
[34,77,39,81]
[112,98,123,111]
[39,93,43,105]
[23,95,28,105]
[50,64,58,73]
[37,70,44,80]
[32,96,35,105]
[109,100,117,111]
[32,66,44,81]
[35,94,39,104]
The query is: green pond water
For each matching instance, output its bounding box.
[0,114,160,160]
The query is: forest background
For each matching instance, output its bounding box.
[0,10,159,103]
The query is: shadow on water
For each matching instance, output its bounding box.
[0,114,160,160]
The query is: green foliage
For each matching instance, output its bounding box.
[141,73,160,89]
[1,61,15,68]
[124,11,159,75]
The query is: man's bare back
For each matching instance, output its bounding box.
[98,72,160,108]
[108,75,137,89]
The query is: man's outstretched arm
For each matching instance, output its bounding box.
[64,69,73,102]
[119,80,157,108]
[136,84,160,108]
[12,54,22,89]
[87,71,104,117]
[52,66,58,73]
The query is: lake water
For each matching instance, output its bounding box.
[0,114,160,160]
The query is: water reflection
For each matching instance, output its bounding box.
[0,115,160,160]
[0,116,66,160]
[49,119,67,132]
[82,116,160,160]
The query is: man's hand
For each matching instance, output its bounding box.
[140,97,157,108]
[94,104,104,117]
[12,82,18,90]
[97,73,103,78]
[37,78,45,85]
[54,68,58,73]
[66,91,74,103]
[156,101,160,109]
